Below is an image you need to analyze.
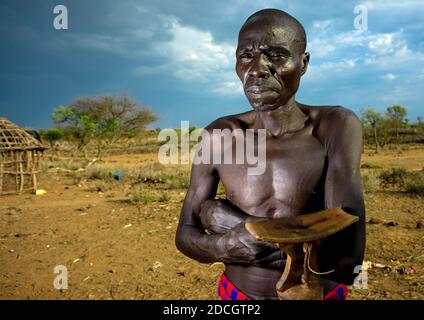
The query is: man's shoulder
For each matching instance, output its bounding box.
[204,111,253,132]
[321,105,361,130]
[302,104,360,129]
[301,104,359,123]
[300,104,362,142]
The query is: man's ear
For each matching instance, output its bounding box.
[301,52,310,75]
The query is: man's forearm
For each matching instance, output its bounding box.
[200,199,266,234]
[175,224,225,263]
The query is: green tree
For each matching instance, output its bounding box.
[416,117,424,132]
[40,128,64,160]
[361,107,383,152]
[52,94,158,160]
[52,105,97,160]
[385,105,408,147]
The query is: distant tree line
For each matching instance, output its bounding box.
[360,105,423,152]
[38,97,422,160]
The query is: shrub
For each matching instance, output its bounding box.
[131,163,167,183]
[158,192,170,202]
[85,164,114,180]
[379,168,408,188]
[95,180,114,192]
[141,194,155,204]
[404,171,424,195]
[52,160,70,169]
[129,187,156,214]
[131,163,190,189]
[361,162,382,169]
[164,172,190,189]
[40,128,64,147]
[67,161,86,171]
[362,174,379,193]
[41,161,54,172]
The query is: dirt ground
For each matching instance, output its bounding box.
[0,146,423,300]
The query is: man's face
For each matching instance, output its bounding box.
[236,19,309,112]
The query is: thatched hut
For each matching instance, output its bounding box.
[0,118,45,195]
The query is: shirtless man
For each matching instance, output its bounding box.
[175,8,365,300]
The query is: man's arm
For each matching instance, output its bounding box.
[175,161,222,263]
[317,108,366,285]
[175,128,281,266]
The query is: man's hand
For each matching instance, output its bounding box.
[200,199,245,234]
[199,199,285,268]
[216,223,284,267]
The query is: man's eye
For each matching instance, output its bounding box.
[269,53,288,59]
[239,53,253,60]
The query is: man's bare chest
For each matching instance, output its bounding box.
[217,130,326,217]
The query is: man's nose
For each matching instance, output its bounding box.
[248,54,271,79]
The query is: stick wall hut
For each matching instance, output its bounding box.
[0,118,45,195]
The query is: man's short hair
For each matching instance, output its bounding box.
[241,8,307,53]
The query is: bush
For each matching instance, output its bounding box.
[379,168,408,188]
[130,188,155,205]
[130,163,167,183]
[361,162,382,169]
[85,164,112,180]
[131,163,190,189]
[164,173,190,189]
[95,180,114,192]
[85,164,128,180]
[362,174,379,193]
[129,187,161,214]
[404,171,424,195]
[158,192,170,202]
[67,161,86,171]
[40,128,64,146]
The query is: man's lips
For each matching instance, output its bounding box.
[246,85,278,94]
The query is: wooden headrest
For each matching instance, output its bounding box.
[245,208,359,244]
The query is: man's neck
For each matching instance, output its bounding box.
[252,97,308,137]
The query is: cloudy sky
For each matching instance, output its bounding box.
[1,0,423,129]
